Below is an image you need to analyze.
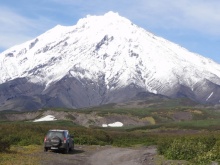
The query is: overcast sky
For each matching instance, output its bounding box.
[1,0,220,63]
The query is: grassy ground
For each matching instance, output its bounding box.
[1,99,220,164]
[0,145,42,165]
[1,121,220,164]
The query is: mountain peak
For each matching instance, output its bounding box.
[77,11,131,29]
[103,11,120,18]
[1,12,220,111]
[86,11,124,20]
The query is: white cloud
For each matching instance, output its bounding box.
[1,0,220,54]
[0,34,30,51]
[0,6,57,51]
[49,0,220,36]
[128,0,220,36]
[183,1,220,35]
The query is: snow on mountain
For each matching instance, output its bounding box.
[1,11,220,111]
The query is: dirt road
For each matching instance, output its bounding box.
[40,145,157,165]
[87,146,156,165]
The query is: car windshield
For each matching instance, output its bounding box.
[47,131,64,139]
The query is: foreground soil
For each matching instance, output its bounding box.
[1,145,190,165]
[40,145,157,165]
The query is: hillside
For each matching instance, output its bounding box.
[1,99,220,164]
[1,97,220,131]
[1,12,220,111]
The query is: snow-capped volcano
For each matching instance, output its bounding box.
[1,11,220,111]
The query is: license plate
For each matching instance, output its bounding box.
[51,147,58,149]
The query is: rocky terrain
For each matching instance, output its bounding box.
[0,106,201,129]
[1,110,151,127]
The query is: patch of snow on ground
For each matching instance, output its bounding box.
[102,122,123,127]
[33,115,57,122]
[102,124,108,127]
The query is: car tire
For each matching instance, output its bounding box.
[44,147,48,152]
[64,144,69,154]
[70,143,74,151]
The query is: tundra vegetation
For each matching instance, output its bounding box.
[1,98,220,164]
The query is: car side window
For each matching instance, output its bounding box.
[64,131,68,138]
[65,131,69,138]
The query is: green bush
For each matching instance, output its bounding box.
[110,132,157,147]
[3,121,220,163]
[157,136,174,155]
[0,131,11,152]
[193,140,220,164]
[0,122,113,147]
[157,135,219,164]
[0,137,10,152]
[165,138,207,160]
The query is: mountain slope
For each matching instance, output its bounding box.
[1,11,220,111]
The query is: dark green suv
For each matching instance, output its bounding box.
[44,129,74,154]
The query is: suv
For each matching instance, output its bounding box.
[44,129,74,154]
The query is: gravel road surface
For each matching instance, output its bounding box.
[40,145,157,165]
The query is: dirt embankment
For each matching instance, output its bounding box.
[2,108,198,127]
[3,110,151,127]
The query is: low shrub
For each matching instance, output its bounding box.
[157,134,219,164]
[0,132,10,152]
[2,121,220,163]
